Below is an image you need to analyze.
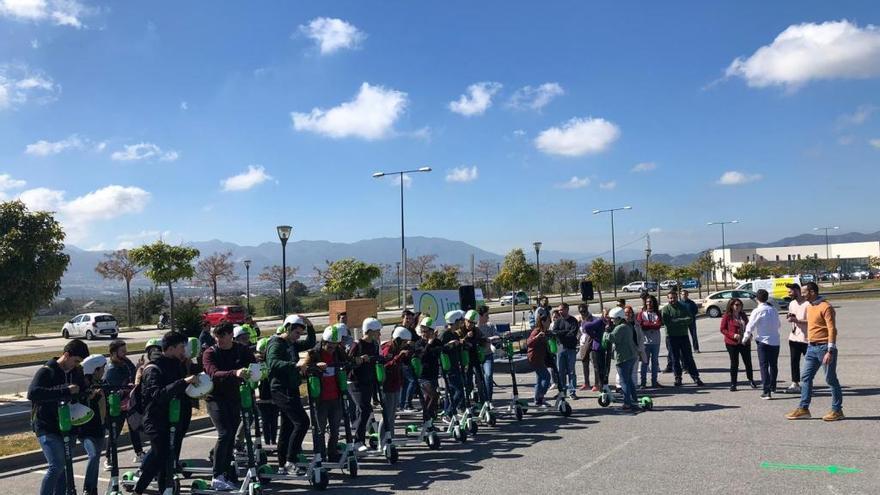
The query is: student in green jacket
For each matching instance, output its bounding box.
[661,291,704,387]
[603,307,639,410]
[266,314,316,474]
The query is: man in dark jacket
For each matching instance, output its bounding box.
[28,339,90,495]
[133,332,198,495]
[266,314,316,474]
[202,322,255,490]
[681,290,700,353]
[439,311,465,417]
[103,339,144,465]
[661,291,704,387]
[348,317,381,452]
[551,302,581,399]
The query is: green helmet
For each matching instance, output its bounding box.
[256,337,270,353]
[145,338,162,350]
[464,309,479,323]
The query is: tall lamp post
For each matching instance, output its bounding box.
[644,234,652,295]
[533,241,543,296]
[708,220,739,287]
[593,206,632,298]
[276,225,292,316]
[243,259,252,315]
[395,262,401,309]
[814,226,839,285]
[372,166,432,309]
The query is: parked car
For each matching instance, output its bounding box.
[500,291,529,306]
[850,270,870,280]
[61,313,119,340]
[680,279,701,289]
[621,281,658,292]
[659,280,678,290]
[202,305,247,326]
[699,290,784,318]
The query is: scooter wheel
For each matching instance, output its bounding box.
[192,479,209,490]
[309,468,329,490]
[368,437,378,450]
[249,482,263,495]
[560,402,572,417]
[257,464,274,485]
[514,406,524,421]
[640,397,654,410]
[384,444,399,464]
[122,471,136,482]
[467,419,478,435]
[258,451,268,466]
[488,412,497,427]
[347,457,359,478]
[598,394,611,408]
[427,432,441,450]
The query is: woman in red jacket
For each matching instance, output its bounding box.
[719,298,757,391]
[527,311,552,407]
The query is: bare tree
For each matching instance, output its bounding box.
[557,259,578,301]
[259,264,299,294]
[476,259,495,297]
[406,254,438,285]
[95,249,142,327]
[195,251,237,305]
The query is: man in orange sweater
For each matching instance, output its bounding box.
[785,282,843,421]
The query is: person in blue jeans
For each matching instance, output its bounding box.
[477,305,500,403]
[79,354,108,495]
[551,302,581,399]
[527,312,552,406]
[603,307,640,411]
[681,290,700,353]
[440,310,466,417]
[28,339,91,495]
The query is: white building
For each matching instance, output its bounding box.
[710,241,880,282]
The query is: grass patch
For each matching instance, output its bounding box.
[0,341,149,368]
[0,432,40,457]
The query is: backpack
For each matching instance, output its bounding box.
[128,363,158,415]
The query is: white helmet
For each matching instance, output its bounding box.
[81,354,107,375]
[322,325,343,343]
[464,309,479,323]
[392,326,412,341]
[283,314,306,328]
[444,310,465,324]
[335,323,350,340]
[362,317,383,333]
[233,325,247,339]
[608,307,626,321]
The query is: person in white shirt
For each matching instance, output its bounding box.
[784,283,808,394]
[743,289,781,399]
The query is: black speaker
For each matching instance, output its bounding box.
[579,281,594,301]
[458,285,477,312]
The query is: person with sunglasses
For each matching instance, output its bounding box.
[719,298,757,391]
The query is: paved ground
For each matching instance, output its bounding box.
[2,298,877,494]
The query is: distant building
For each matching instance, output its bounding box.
[711,241,880,282]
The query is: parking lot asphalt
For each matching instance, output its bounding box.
[2,298,877,494]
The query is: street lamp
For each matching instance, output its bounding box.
[372,166,432,309]
[276,225,292,316]
[395,261,401,308]
[814,226,839,285]
[533,241,543,296]
[644,234,652,294]
[243,259,252,315]
[593,206,632,298]
[707,220,739,287]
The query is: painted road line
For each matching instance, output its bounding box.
[760,462,861,474]
[564,435,640,479]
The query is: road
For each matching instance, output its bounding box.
[2,298,877,494]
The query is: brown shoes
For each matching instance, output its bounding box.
[822,410,845,422]
[785,407,811,420]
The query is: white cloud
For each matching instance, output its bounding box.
[180,101,188,110]
[838,104,876,127]
[513,129,526,137]
[111,142,179,162]
[292,82,407,140]
[869,138,880,149]
[31,39,39,48]
[25,135,83,156]
[725,20,880,90]
[716,171,763,185]
[631,162,657,172]
[445,166,478,183]
[649,227,663,234]
[0,173,27,191]
[299,17,365,55]
[534,117,620,157]
[507,82,564,110]
[0,0,90,28]
[18,187,66,211]
[448,82,502,117]
[0,64,59,110]
[94,141,106,152]
[555,176,590,189]
[221,165,272,191]
[599,181,617,190]
[116,229,171,249]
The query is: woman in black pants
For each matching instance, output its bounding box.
[718,299,757,391]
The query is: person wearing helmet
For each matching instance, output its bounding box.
[380,326,414,438]
[79,354,108,495]
[103,339,145,466]
[134,332,200,495]
[266,315,316,474]
[439,310,466,417]
[348,318,382,452]
[462,309,489,404]
[240,316,261,345]
[301,325,349,463]
[233,325,251,347]
[414,317,443,422]
[254,337,278,447]
[602,307,640,411]
[201,322,256,490]
[28,339,90,495]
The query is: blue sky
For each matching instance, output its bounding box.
[1,1,879,256]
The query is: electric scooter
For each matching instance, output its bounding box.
[597,382,654,411]
[470,347,497,427]
[498,335,529,421]
[457,348,478,435]
[527,334,572,417]
[438,352,466,443]
[104,389,124,495]
[400,356,441,450]
[320,367,358,477]
[122,399,183,494]
[58,401,78,495]
[364,360,399,464]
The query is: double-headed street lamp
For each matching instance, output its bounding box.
[707,220,739,287]
[644,234,652,294]
[372,166,432,309]
[243,259,252,314]
[533,241,543,296]
[593,206,632,298]
[814,226,839,285]
[276,225,293,316]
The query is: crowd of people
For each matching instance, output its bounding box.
[27,281,844,495]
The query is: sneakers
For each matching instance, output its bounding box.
[103,459,112,471]
[785,383,801,394]
[729,385,737,392]
[591,386,599,392]
[651,381,664,388]
[674,378,683,387]
[354,442,369,453]
[785,407,811,420]
[133,452,145,464]
[568,392,578,400]
[749,380,758,389]
[662,367,673,374]
[211,475,237,491]
[760,391,772,400]
[695,379,705,387]
[822,410,845,422]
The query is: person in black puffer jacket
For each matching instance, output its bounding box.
[347,318,382,452]
[550,302,581,399]
[79,354,108,495]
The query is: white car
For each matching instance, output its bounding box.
[659,280,678,290]
[61,312,119,340]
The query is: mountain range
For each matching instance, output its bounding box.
[61,231,880,295]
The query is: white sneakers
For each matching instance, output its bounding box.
[354,442,369,453]
[211,475,237,491]
[785,383,801,394]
